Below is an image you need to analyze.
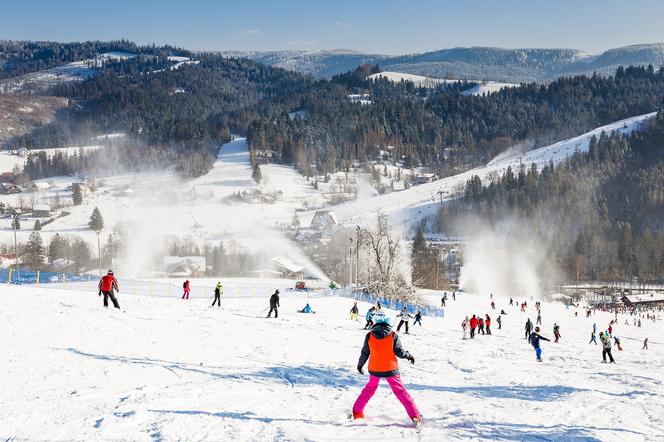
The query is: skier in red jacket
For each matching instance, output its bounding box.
[469,315,478,339]
[98,270,120,309]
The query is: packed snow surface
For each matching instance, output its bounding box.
[1,283,662,441]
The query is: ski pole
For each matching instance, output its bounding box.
[258,307,269,316]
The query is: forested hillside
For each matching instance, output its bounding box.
[440,110,664,283]
[4,40,664,189]
[248,64,664,176]
[0,40,190,79]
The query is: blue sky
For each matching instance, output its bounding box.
[2,0,663,54]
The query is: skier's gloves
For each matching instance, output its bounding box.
[408,355,415,364]
[357,366,364,375]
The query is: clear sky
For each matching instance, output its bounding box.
[2,0,663,54]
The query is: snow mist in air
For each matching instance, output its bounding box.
[458,218,558,298]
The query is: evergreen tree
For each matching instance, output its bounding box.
[24,231,45,270]
[72,185,83,205]
[71,238,91,265]
[48,233,67,263]
[89,207,104,232]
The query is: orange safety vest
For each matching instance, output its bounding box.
[367,332,398,373]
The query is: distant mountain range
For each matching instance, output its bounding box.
[221,43,664,82]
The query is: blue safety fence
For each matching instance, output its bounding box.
[0,268,89,285]
[2,269,444,316]
[320,288,444,318]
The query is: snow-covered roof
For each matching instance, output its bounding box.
[271,256,304,274]
[33,204,51,212]
[31,182,51,190]
[52,258,76,270]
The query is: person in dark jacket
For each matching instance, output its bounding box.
[529,326,550,361]
[98,270,120,309]
[497,315,502,330]
[525,318,533,341]
[553,324,561,343]
[413,310,422,326]
[350,302,360,321]
[352,312,421,424]
[267,290,280,318]
[212,281,223,307]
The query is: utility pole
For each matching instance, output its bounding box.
[349,237,353,288]
[355,226,361,287]
[96,231,102,277]
[12,213,20,282]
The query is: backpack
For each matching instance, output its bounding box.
[183,282,187,288]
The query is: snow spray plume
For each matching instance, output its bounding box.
[456,216,560,298]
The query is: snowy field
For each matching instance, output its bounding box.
[1,283,662,441]
[367,71,517,95]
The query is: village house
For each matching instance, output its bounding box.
[163,256,206,277]
[412,173,438,185]
[29,182,51,193]
[32,204,51,217]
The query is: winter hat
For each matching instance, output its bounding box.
[534,326,540,332]
[107,269,114,275]
[373,311,390,325]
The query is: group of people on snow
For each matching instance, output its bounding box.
[461,314,493,339]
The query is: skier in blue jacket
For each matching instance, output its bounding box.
[529,326,550,362]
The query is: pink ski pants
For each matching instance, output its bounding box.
[352,374,420,419]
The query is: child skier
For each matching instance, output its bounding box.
[98,270,120,309]
[643,338,648,350]
[212,281,223,307]
[350,302,360,321]
[478,317,485,335]
[396,307,412,333]
[529,326,550,362]
[613,335,623,351]
[364,306,376,329]
[553,324,561,343]
[497,315,502,330]
[462,316,469,339]
[298,303,314,314]
[353,312,421,426]
[589,331,598,345]
[413,310,422,327]
[182,279,190,300]
[485,315,492,335]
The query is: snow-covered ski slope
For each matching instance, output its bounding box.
[0,137,327,276]
[1,284,662,441]
[330,112,657,230]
